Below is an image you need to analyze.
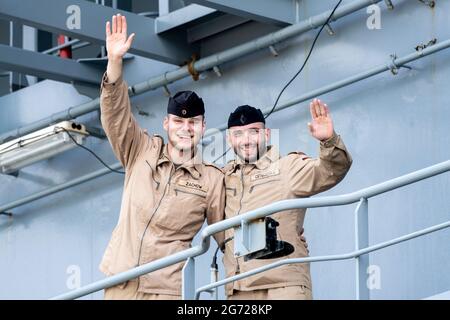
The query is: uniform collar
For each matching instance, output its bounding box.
[226,145,280,174]
[157,143,201,179]
[255,145,280,170]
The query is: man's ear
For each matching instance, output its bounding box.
[201,118,206,137]
[163,116,169,132]
[226,130,233,148]
[265,128,271,143]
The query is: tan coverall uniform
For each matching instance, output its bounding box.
[98,73,225,299]
[223,135,352,300]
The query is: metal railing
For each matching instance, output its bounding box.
[195,215,450,299]
[50,159,450,300]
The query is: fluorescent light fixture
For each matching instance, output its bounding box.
[0,121,89,175]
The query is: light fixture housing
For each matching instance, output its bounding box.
[234,217,294,261]
[0,121,89,175]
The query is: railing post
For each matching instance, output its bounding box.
[182,257,196,300]
[210,265,219,300]
[354,197,370,300]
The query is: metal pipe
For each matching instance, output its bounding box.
[49,160,450,299]
[48,41,91,56]
[2,37,450,212]
[42,39,81,55]
[195,219,450,299]
[0,0,384,144]
[210,266,218,300]
[0,163,121,214]
[137,12,159,18]
[205,37,450,134]
[0,98,101,144]
[70,41,91,51]
[355,198,369,300]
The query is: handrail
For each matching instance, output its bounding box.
[50,159,450,300]
[195,219,450,299]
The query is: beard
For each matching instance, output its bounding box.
[233,142,266,163]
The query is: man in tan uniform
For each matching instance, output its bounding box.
[99,14,225,300]
[223,102,352,300]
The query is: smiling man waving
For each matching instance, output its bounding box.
[99,14,225,300]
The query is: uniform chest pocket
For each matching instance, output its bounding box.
[130,162,160,210]
[249,177,281,194]
[153,184,207,234]
[249,168,281,194]
[174,186,207,198]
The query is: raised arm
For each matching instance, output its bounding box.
[100,14,150,170]
[288,99,352,197]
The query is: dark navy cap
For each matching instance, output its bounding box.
[167,91,205,118]
[227,105,265,128]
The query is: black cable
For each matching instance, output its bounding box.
[264,0,343,119]
[212,146,231,164]
[210,0,343,164]
[56,126,125,175]
[211,236,234,269]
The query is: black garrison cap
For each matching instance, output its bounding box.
[167,91,205,118]
[227,105,265,128]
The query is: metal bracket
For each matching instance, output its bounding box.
[187,54,200,81]
[325,23,335,36]
[269,45,279,57]
[84,125,107,139]
[388,54,400,75]
[241,219,250,251]
[234,218,266,257]
[128,86,136,96]
[0,211,13,217]
[384,0,394,10]
[162,84,171,97]
[3,171,19,178]
[134,105,150,117]
[213,66,222,77]
[415,38,437,52]
[417,0,435,8]
[388,53,412,75]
